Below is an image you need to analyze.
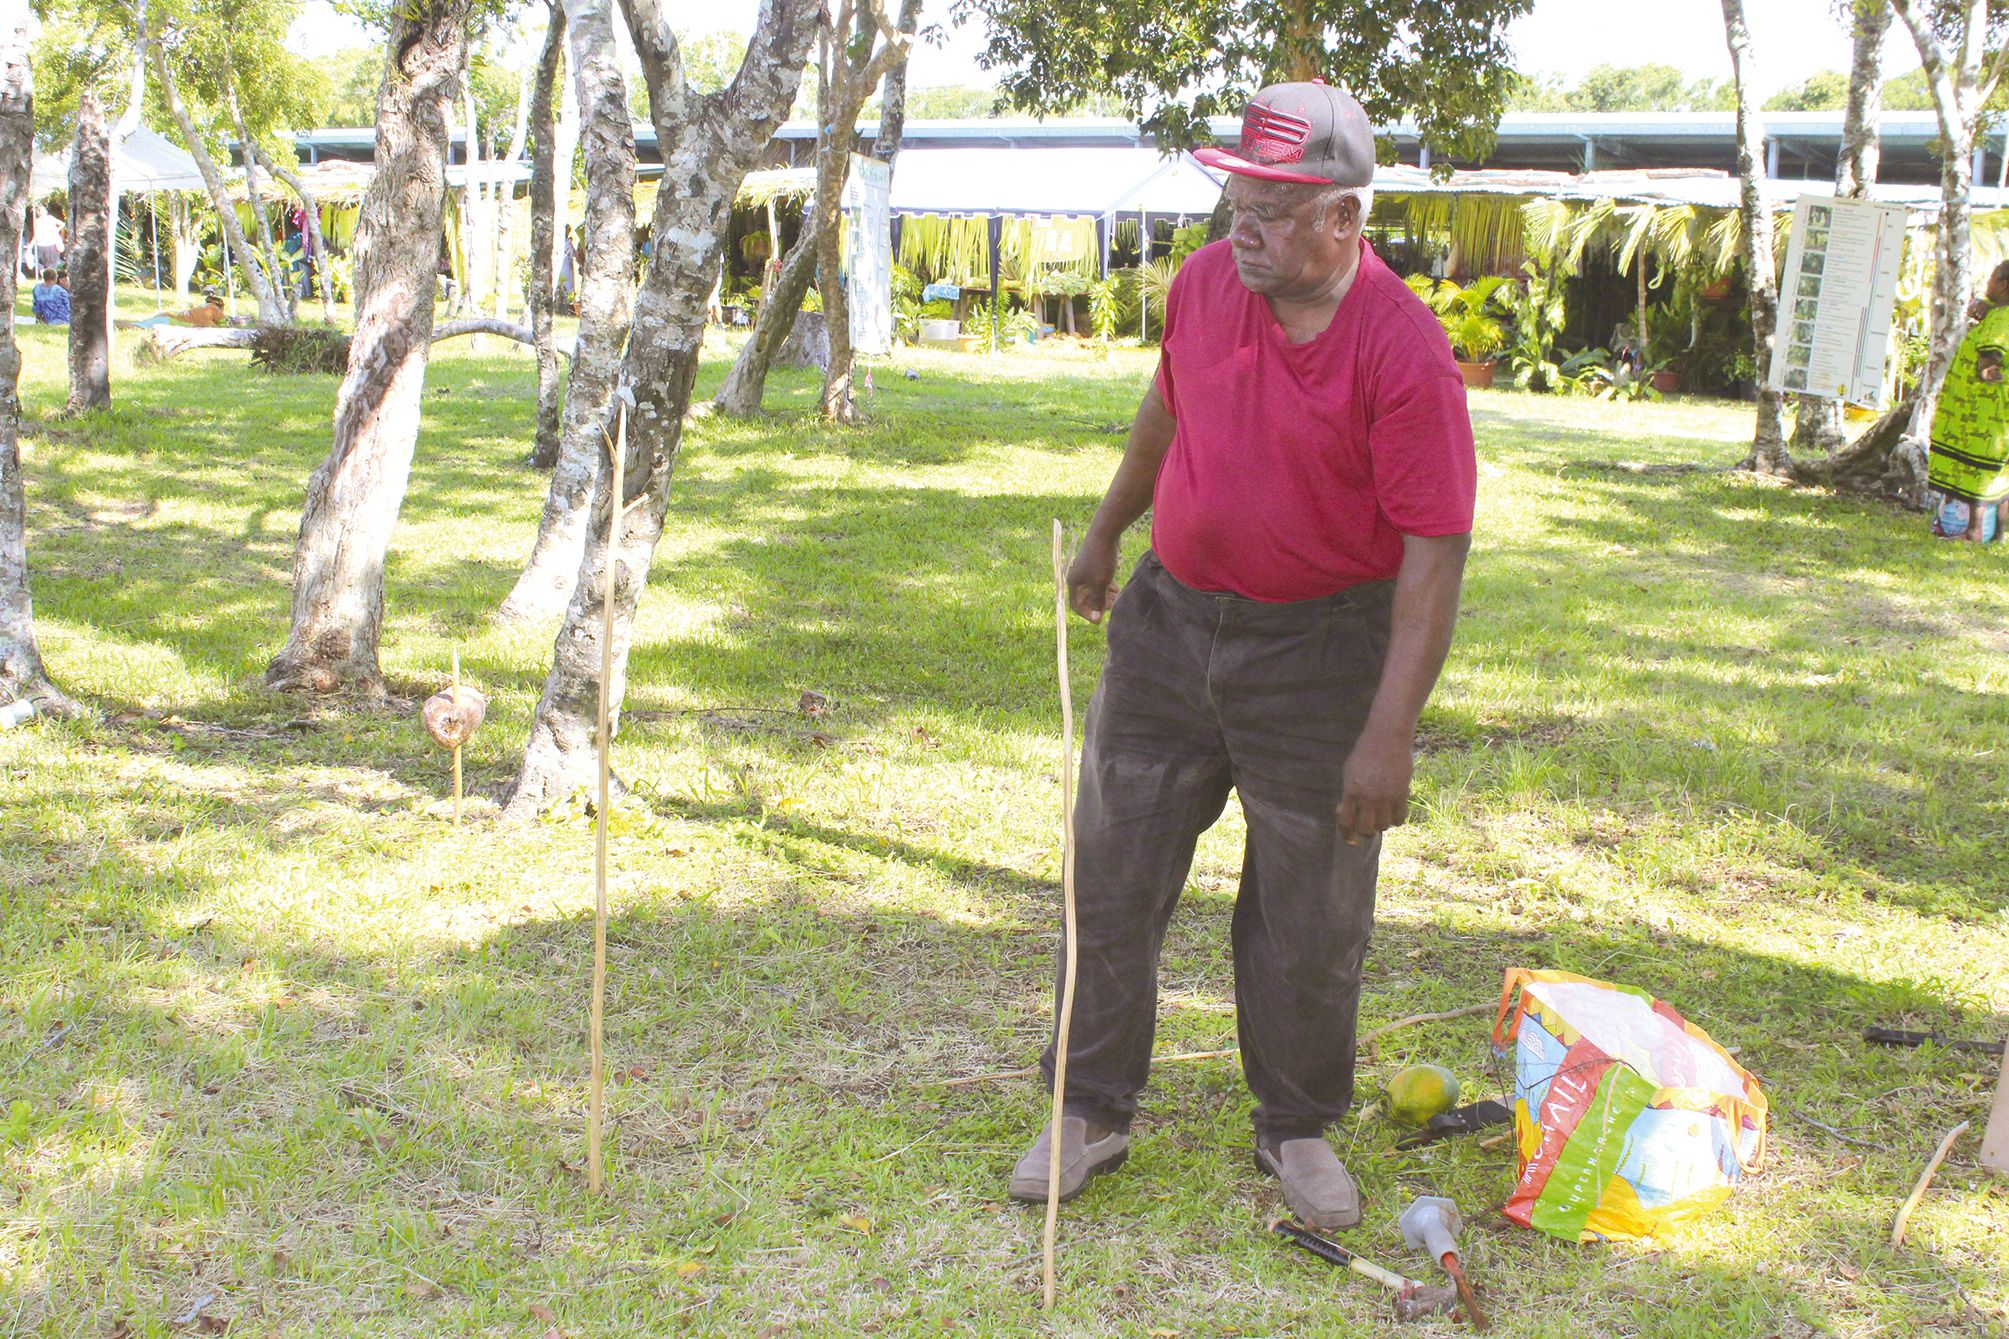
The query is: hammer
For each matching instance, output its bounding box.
[1399,1196,1489,1331]
[1269,1220,1459,1322]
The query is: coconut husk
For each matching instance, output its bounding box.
[421,686,488,750]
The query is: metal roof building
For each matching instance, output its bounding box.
[290,110,2008,188]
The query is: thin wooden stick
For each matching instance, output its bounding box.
[450,648,463,826]
[588,406,626,1197]
[1042,519,1079,1312]
[1891,1120,1968,1248]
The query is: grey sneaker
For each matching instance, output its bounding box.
[1256,1136,1361,1229]
[1008,1116,1129,1203]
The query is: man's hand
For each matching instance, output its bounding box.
[1067,532,1123,623]
[1337,730,1415,843]
[1981,351,2005,384]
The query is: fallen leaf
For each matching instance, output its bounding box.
[837,1214,875,1234]
[798,690,830,717]
[108,1321,133,1339]
[675,1261,706,1278]
[406,1278,440,1299]
[626,1065,649,1079]
[528,1303,558,1325]
[1149,1330,1181,1338]
[195,1316,229,1335]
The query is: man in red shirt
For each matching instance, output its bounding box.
[1009,81,1476,1229]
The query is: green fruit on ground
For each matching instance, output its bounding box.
[1387,1064,1461,1125]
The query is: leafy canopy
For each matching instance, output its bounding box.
[957,0,1535,163]
[1508,64,1736,114]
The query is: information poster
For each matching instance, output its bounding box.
[1767,194,1908,406]
[842,154,894,356]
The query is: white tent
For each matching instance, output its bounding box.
[31,127,209,195]
[886,146,1224,219]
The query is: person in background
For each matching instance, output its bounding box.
[1927,259,2009,543]
[30,269,69,325]
[117,291,227,330]
[30,204,63,275]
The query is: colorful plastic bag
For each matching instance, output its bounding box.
[1490,968,1768,1243]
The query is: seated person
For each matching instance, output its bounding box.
[30,269,69,325]
[1928,260,2009,543]
[117,291,228,330]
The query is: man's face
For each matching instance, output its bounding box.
[1225,176,1357,300]
[1988,267,2009,306]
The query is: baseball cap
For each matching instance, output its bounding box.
[1194,79,1376,188]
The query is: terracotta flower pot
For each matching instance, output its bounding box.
[1699,278,1733,302]
[1456,359,1495,390]
[1650,370,1680,394]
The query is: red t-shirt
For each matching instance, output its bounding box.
[1151,238,1477,601]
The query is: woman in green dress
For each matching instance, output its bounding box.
[1928,260,2009,542]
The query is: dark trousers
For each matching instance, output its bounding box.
[1041,551,1392,1142]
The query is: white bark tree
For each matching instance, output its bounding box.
[260,146,338,323]
[498,0,636,623]
[147,30,288,326]
[713,0,911,419]
[527,2,568,467]
[813,0,912,422]
[265,0,475,694]
[1721,0,1792,476]
[504,0,820,815]
[224,67,296,322]
[0,32,76,716]
[66,86,114,415]
[1793,0,1892,456]
[1888,0,2009,502]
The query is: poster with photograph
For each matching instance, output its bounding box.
[1765,194,1908,405]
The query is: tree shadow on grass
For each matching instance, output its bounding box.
[10,842,2002,1336]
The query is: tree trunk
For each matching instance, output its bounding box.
[0,38,74,715]
[1721,0,1791,476]
[1793,8,1890,462]
[227,77,295,323]
[495,62,532,322]
[169,193,200,297]
[870,0,923,164]
[815,143,858,421]
[150,44,286,326]
[261,148,338,323]
[713,210,820,414]
[1837,0,1889,199]
[1888,0,2009,504]
[505,0,818,815]
[815,0,912,422]
[65,87,113,416]
[499,0,636,624]
[528,2,567,468]
[265,0,474,695]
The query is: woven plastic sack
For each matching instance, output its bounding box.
[1490,968,1768,1243]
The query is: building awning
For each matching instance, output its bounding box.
[885,147,1225,218]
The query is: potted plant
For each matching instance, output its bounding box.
[1407,274,1511,389]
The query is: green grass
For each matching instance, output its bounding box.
[2,316,2005,1338]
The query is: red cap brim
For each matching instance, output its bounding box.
[1192,145,1333,185]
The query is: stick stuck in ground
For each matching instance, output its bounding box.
[588,407,626,1197]
[450,648,463,826]
[1891,1119,1968,1248]
[1042,519,1080,1311]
